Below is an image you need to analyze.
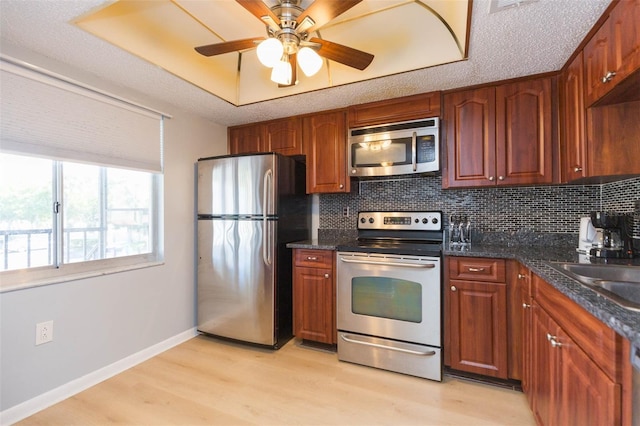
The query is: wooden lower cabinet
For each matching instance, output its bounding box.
[527,273,628,426]
[531,301,621,426]
[448,279,508,378]
[445,257,510,379]
[292,249,336,344]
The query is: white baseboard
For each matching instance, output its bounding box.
[0,328,197,426]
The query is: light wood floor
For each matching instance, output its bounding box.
[19,336,536,425]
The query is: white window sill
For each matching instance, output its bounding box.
[0,260,164,293]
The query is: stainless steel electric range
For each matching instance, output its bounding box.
[335,211,444,381]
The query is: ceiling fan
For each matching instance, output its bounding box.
[194,0,374,87]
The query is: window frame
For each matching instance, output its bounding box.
[0,157,163,293]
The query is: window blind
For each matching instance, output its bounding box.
[0,57,167,173]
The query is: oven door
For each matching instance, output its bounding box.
[336,251,441,347]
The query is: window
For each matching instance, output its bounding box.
[0,56,167,289]
[0,152,160,283]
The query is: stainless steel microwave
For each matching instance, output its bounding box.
[348,118,439,177]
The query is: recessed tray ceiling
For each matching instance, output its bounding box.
[73,0,471,106]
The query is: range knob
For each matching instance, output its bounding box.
[432,217,439,224]
[369,218,374,224]
[360,217,366,224]
[422,218,428,224]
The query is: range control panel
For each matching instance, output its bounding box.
[357,211,442,231]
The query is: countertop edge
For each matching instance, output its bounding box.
[288,240,640,347]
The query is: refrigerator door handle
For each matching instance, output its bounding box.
[262,168,273,266]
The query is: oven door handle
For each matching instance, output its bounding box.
[340,334,437,356]
[339,257,436,268]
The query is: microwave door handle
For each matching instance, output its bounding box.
[412,132,417,171]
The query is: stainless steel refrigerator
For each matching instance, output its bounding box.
[196,153,309,348]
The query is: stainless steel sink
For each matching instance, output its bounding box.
[549,262,640,311]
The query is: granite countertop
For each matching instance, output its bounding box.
[287,239,640,348]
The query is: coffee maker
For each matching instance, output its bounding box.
[589,211,635,258]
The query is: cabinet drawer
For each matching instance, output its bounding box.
[294,249,334,268]
[448,257,506,282]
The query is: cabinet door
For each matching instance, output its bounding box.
[303,110,349,194]
[561,52,587,182]
[517,265,533,405]
[495,78,554,185]
[584,19,612,107]
[293,266,334,344]
[443,87,496,188]
[264,117,303,156]
[229,124,265,154]
[556,327,621,426]
[609,0,640,88]
[531,302,560,426]
[448,279,508,378]
[585,0,640,106]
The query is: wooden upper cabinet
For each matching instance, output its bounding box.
[584,0,640,106]
[495,77,554,186]
[443,76,555,188]
[348,92,441,128]
[264,117,303,156]
[228,123,265,154]
[560,52,588,182]
[303,110,349,194]
[443,87,496,188]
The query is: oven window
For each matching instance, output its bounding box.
[351,277,421,323]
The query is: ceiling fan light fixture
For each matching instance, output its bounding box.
[271,55,292,85]
[257,38,284,68]
[297,47,323,77]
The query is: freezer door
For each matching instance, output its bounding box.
[197,218,277,346]
[197,154,277,216]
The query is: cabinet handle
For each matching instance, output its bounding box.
[306,256,318,261]
[467,267,485,272]
[451,285,457,292]
[339,184,344,189]
[488,176,495,181]
[546,333,555,341]
[574,166,583,172]
[601,71,616,83]
[550,338,562,348]
[522,303,531,308]
[324,273,330,279]
[498,176,504,181]
[518,273,527,279]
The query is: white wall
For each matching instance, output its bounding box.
[0,48,227,417]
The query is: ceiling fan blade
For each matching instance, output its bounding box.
[310,37,373,71]
[278,53,298,88]
[297,0,362,33]
[236,0,281,30]
[195,38,262,57]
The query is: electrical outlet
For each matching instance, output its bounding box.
[343,207,350,217]
[35,320,53,345]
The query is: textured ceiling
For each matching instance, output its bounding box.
[0,0,611,127]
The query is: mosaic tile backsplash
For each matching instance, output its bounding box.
[319,175,640,247]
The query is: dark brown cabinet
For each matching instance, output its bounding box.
[584,0,640,107]
[560,52,587,182]
[228,123,265,154]
[527,274,628,426]
[443,77,555,188]
[348,91,441,128]
[264,117,303,156]
[292,249,335,344]
[445,257,509,378]
[302,110,350,194]
[517,263,533,403]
